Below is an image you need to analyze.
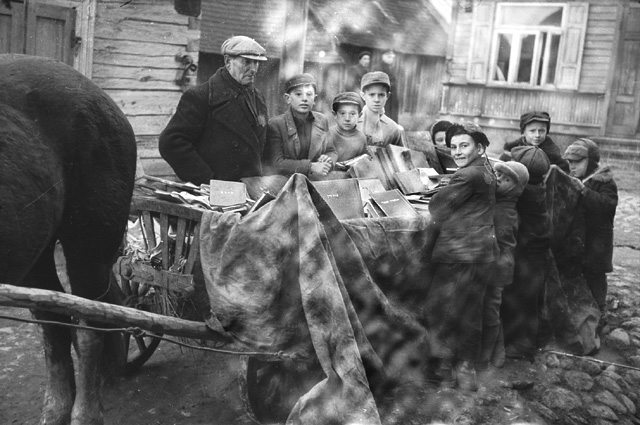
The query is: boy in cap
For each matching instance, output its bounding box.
[501,111,570,173]
[328,92,367,163]
[265,73,336,179]
[564,138,618,327]
[160,35,268,184]
[424,122,498,391]
[501,146,552,360]
[357,71,404,148]
[479,160,529,372]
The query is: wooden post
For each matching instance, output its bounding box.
[279,0,309,84]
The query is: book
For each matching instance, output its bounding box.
[417,167,442,190]
[369,189,419,218]
[209,180,247,207]
[372,147,397,190]
[348,154,393,190]
[363,200,384,218]
[392,169,428,195]
[357,178,386,206]
[386,144,413,173]
[311,179,364,220]
[406,149,429,168]
[241,175,288,201]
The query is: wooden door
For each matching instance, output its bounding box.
[0,1,25,54]
[26,2,76,65]
[607,3,640,137]
[0,1,75,66]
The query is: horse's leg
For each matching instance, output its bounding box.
[27,242,76,425]
[62,244,113,425]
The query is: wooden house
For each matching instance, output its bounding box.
[440,0,640,165]
[1,0,200,176]
[197,0,449,129]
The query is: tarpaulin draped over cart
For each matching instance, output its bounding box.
[199,174,431,424]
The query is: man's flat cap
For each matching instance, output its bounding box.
[520,111,551,132]
[361,71,391,91]
[284,73,316,93]
[221,36,267,61]
[332,92,364,112]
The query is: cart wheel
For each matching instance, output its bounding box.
[115,276,163,374]
[239,356,324,424]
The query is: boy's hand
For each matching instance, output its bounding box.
[569,176,585,193]
[317,154,333,164]
[310,161,331,176]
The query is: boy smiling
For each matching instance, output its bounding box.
[424,122,498,391]
[265,73,336,178]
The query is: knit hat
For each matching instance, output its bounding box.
[519,111,551,133]
[511,146,550,184]
[495,161,530,196]
[445,121,490,148]
[430,120,453,146]
[331,91,364,112]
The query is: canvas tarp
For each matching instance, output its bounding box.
[199,174,431,424]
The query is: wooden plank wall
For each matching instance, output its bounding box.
[92,0,199,177]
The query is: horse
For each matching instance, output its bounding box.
[0,54,136,424]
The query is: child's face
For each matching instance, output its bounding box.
[523,122,547,146]
[285,84,316,116]
[434,131,447,148]
[450,134,484,168]
[567,157,589,179]
[496,169,518,196]
[334,103,360,131]
[361,84,389,114]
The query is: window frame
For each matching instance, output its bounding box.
[487,2,566,89]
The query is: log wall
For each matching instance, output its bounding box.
[92,0,199,175]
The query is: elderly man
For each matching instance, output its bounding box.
[159,35,269,184]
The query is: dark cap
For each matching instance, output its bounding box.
[358,51,372,60]
[332,92,364,112]
[520,111,551,133]
[284,73,317,93]
[361,71,391,91]
[511,146,550,184]
[221,36,267,61]
[564,138,600,163]
[445,121,490,148]
[430,120,453,146]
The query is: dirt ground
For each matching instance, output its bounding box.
[1,166,638,425]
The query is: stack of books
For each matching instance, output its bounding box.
[364,189,419,218]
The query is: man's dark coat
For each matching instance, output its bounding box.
[159,67,268,184]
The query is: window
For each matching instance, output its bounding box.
[490,4,563,87]
[466,2,589,90]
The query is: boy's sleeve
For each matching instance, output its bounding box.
[581,179,618,214]
[429,171,474,221]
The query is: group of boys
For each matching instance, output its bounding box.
[159,35,619,393]
[424,113,618,392]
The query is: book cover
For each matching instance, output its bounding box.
[385,144,413,173]
[372,147,397,190]
[209,180,247,207]
[241,175,288,201]
[392,169,428,195]
[406,149,430,169]
[369,189,419,218]
[348,154,393,190]
[357,178,386,206]
[311,179,364,220]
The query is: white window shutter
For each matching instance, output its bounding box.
[466,2,496,83]
[556,3,589,90]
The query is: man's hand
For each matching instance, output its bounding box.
[310,161,331,176]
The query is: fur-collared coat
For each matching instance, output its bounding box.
[159,67,268,184]
[581,166,618,273]
[428,156,498,263]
